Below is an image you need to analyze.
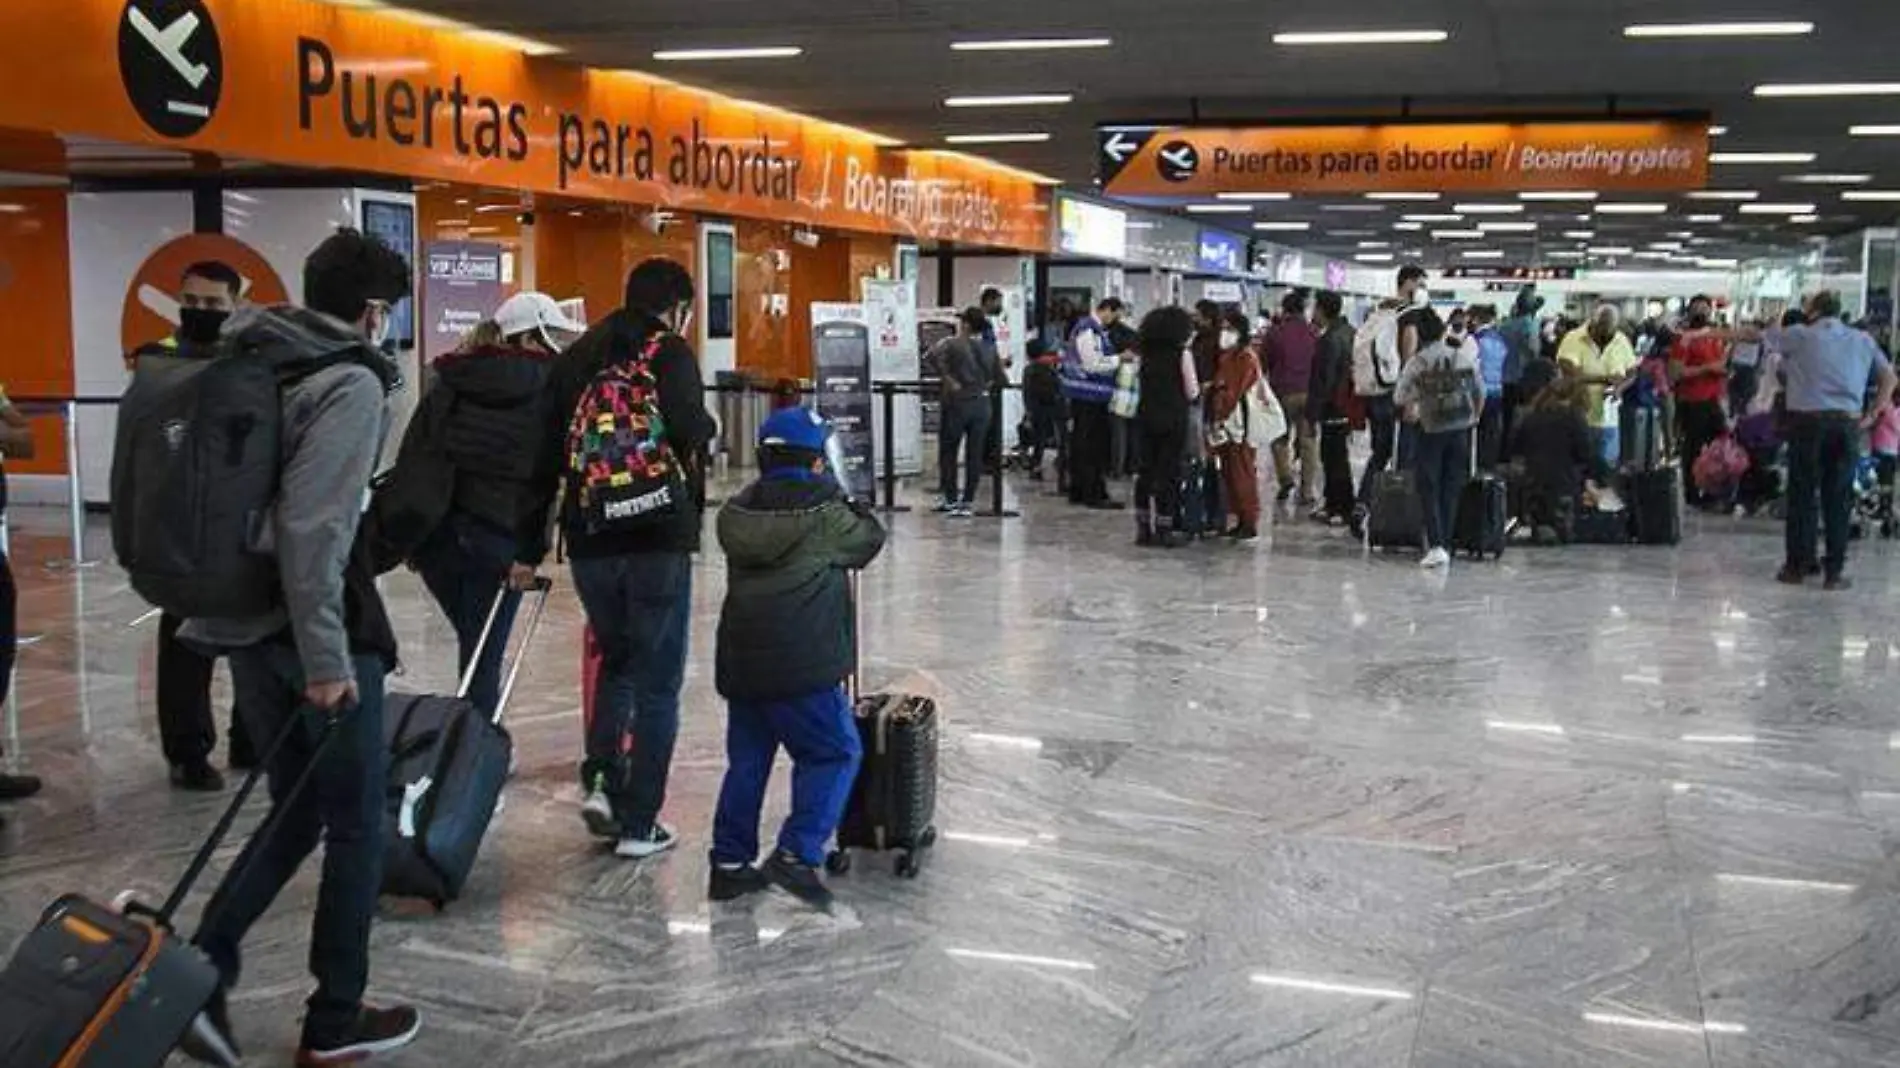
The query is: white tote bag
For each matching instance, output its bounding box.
[1244,379,1288,449]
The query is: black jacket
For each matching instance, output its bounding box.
[1510,406,1606,504]
[1136,345,1190,433]
[430,343,554,533]
[516,311,716,564]
[714,475,886,702]
[1309,321,1356,423]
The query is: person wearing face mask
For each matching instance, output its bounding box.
[1394,309,1485,570]
[175,228,420,1066]
[126,260,257,791]
[1669,295,1731,506]
[1208,308,1267,540]
[511,259,716,860]
[396,293,580,718]
[1557,304,1640,468]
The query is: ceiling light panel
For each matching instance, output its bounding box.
[1710,151,1817,164]
[951,38,1112,51]
[1785,173,1872,183]
[944,94,1074,107]
[1757,83,1900,97]
[1253,222,1310,231]
[1844,190,1900,201]
[1625,21,1813,38]
[1215,192,1293,201]
[1519,191,1598,201]
[1849,125,1900,136]
[1273,29,1449,45]
[1365,192,1440,201]
[1454,203,1524,214]
[652,46,803,61]
[1596,203,1670,214]
[1687,191,1759,200]
[1185,204,1252,213]
[1738,202,1818,213]
[943,132,1051,144]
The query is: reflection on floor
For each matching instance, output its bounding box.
[4,485,1900,1068]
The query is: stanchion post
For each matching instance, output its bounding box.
[62,400,89,567]
[978,384,1020,520]
[876,382,911,515]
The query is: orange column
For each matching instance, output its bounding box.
[0,187,72,474]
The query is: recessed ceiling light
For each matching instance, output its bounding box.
[1688,191,1760,201]
[1784,173,1872,184]
[1391,222,1425,232]
[1625,21,1813,38]
[1365,192,1440,201]
[1687,214,1725,222]
[1272,29,1449,45]
[1462,249,1506,259]
[1843,190,1900,201]
[951,37,1112,51]
[1633,250,1675,259]
[1699,257,1740,267]
[1185,203,1252,213]
[1434,229,1485,239]
[944,93,1074,107]
[1710,151,1818,164]
[1358,240,1391,248]
[1757,83,1900,97]
[1320,204,1386,212]
[1738,202,1818,213]
[1355,252,1395,262]
[1479,221,1537,232]
[1453,203,1524,214]
[1563,230,1596,239]
[1667,230,1696,238]
[1215,192,1293,201]
[1789,214,1821,223]
[1709,125,1729,136]
[1849,124,1900,136]
[1403,214,1464,222]
[652,46,804,61]
[1253,221,1310,231]
[1519,191,1598,201]
[1590,246,1635,255]
[1330,229,1378,237]
[1649,241,1686,250]
[1596,203,1670,214]
[943,132,1052,144]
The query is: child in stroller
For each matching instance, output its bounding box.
[1733,410,1784,518]
[1850,454,1890,541]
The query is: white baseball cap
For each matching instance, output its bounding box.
[493,291,586,344]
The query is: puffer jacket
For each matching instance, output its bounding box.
[714,472,886,702]
[430,343,554,532]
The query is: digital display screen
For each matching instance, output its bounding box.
[706,229,734,340]
[361,199,416,348]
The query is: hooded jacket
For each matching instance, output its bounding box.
[427,343,555,532]
[714,471,885,702]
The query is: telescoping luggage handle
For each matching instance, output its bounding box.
[458,576,555,725]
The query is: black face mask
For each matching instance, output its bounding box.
[178,307,229,346]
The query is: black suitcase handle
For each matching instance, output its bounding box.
[458,577,554,725]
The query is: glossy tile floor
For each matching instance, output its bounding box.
[5,478,1900,1068]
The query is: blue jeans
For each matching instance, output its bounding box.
[1412,427,1473,551]
[1784,414,1860,579]
[1594,426,1620,469]
[712,685,862,868]
[194,643,388,1047]
[414,512,521,719]
[570,552,692,836]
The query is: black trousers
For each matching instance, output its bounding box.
[1678,399,1728,503]
[158,612,253,768]
[1135,425,1186,527]
[1069,402,1113,504]
[1319,419,1357,519]
[938,395,992,505]
[1784,413,1859,579]
[1355,395,1400,507]
[1028,400,1066,473]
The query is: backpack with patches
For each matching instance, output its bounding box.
[566,335,684,533]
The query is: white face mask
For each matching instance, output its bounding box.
[1220,329,1240,350]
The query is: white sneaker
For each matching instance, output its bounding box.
[581,788,620,840]
[614,823,679,859]
[1420,547,1451,569]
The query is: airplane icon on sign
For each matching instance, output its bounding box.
[128,6,209,89]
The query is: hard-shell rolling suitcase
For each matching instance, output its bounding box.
[0,711,334,1068]
[1571,507,1633,545]
[1627,465,1685,546]
[826,573,940,880]
[383,579,552,909]
[1453,436,1509,560]
[1176,457,1212,539]
[1365,469,1425,551]
[829,693,941,879]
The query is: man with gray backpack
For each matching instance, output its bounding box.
[112,228,421,1065]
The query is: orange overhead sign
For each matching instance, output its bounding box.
[1099,120,1710,196]
[0,0,1051,250]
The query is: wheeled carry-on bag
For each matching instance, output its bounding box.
[827,573,940,880]
[1366,468,1425,551]
[383,578,552,909]
[1453,435,1509,560]
[1627,465,1686,546]
[0,710,335,1068]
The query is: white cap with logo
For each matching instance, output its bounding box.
[493,292,586,346]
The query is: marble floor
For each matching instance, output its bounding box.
[5,477,1900,1068]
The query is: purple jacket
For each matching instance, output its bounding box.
[1263,318,1320,398]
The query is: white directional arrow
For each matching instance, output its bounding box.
[1102,132,1137,163]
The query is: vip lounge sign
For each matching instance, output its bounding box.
[7,0,1050,250]
[1099,120,1710,196]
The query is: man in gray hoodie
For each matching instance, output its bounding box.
[178,229,420,1068]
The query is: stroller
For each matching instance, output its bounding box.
[1733,411,1785,518]
[1850,455,1891,540]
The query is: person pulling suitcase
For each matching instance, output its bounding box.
[707,409,887,910]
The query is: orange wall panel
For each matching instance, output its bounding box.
[0,188,72,474]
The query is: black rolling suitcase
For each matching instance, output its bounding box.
[0,711,334,1068]
[1627,465,1685,546]
[1453,435,1509,560]
[827,574,940,879]
[383,579,552,909]
[1365,469,1425,551]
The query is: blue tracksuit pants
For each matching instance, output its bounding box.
[711,684,863,868]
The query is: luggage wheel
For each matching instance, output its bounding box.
[825,850,852,876]
[895,851,923,879]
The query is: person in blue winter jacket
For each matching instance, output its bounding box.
[1471,304,1510,468]
[708,407,887,910]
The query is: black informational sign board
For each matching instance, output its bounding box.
[917,309,957,435]
[812,304,875,502]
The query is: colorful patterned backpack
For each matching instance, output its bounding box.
[565,335,683,533]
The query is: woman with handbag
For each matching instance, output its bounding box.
[1209,309,1282,542]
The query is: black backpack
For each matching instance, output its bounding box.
[111,309,386,619]
[364,381,457,575]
